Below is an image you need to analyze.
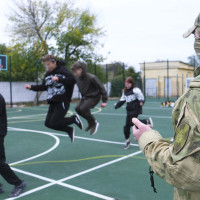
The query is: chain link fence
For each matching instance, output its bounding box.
[1,57,195,107]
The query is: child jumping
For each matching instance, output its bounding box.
[115,77,153,149]
[71,62,108,135]
[25,55,83,142]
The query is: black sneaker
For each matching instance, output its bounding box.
[9,181,27,198]
[68,127,75,143]
[0,184,4,194]
[74,114,83,130]
[85,125,91,132]
[90,121,99,135]
[146,118,153,127]
[124,141,131,150]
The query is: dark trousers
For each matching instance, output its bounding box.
[124,115,148,140]
[0,137,22,186]
[75,96,101,126]
[45,102,75,134]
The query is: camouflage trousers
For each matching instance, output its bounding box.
[174,188,200,200]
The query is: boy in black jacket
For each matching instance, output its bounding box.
[115,77,153,149]
[71,62,108,135]
[0,94,27,197]
[25,55,83,142]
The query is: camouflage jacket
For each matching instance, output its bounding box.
[138,76,200,200]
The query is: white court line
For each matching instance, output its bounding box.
[121,106,173,110]
[9,127,139,147]
[7,109,172,121]
[52,132,139,147]
[58,150,142,182]
[7,168,114,200]
[8,127,60,166]
[8,151,141,200]
[95,112,172,119]
[7,114,46,120]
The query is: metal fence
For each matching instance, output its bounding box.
[0,58,112,107]
[141,60,195,101]
[2,57,194,106]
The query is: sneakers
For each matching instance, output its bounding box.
[68,127,75,143]
[90,121,99,135]
[9,181,27,198]
[124,141,131,150]
[0,184,4,194]
[74,114,83,130]
[85,125,91,132]
[146,118,154,128]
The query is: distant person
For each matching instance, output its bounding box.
[132,13,200,200]
[71,62,108,135]
[115,77,153,149]
[25,55,83,142]
[0,93,26,198]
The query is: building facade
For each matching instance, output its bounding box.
[140,61,194,98]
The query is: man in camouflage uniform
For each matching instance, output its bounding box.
[132,13,200,200]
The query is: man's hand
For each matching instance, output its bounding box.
[101,102,107,107]
[52,76,58,82]
[140,102,143,106]
[25,84,31,90]
[132,118,151,141]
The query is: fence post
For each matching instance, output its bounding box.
[94,64,97,75]
[9,56,13,108]
[176,74,179,99]
[106,64,108,92]
[164,76,165,99]
[36,60,39,106]
[167,60,169,101]
[143,61,146,98]
[158,76,160,98]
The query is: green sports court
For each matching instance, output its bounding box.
[1,100,174,200]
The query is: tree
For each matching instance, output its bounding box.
[0,43,45,82]
[8,0,104,65]
[187,55,200,67]
[86,61,106,83]
[57,10,104,67]
[109,63,140,97]
[0,44,8,54]
[9,0,73,55]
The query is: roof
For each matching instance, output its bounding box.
[139,60,194,67]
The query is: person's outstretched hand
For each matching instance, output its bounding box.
[25,84,31,90]
[101,102,107,107]
[132,118,151,141]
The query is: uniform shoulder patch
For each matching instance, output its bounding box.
[173,123,190,154]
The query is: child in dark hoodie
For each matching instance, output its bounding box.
[25,55,83,142]
[71,62,108,135]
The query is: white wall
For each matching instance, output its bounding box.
[0,82,110,103]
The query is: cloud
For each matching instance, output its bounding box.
[1,0,200,70]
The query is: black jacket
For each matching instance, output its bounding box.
[76,66,108,102]
[0,94,7,137]
[115,88,145,116]
[31,61,76,103]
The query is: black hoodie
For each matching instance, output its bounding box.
[75,65,108,103]
[0,94,7,137]
[31,61,76,103]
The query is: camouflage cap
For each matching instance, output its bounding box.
[183,13,200,38]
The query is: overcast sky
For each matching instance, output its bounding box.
[0,0,200,70]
